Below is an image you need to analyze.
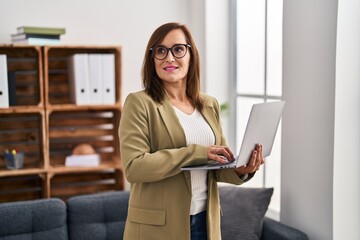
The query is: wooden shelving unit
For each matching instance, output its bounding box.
[0,44,124,203]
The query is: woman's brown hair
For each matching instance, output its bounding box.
[142,22,204,111]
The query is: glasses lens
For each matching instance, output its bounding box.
[172,45,187,58]
[152,44,189,60]
[154,46,167,60]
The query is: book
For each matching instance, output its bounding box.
[17,26,66,35]
[11,33,61,41]
[65,154,101,167]
[68,54,90,105]
[12,37,61,45]
[101,54,116,104]
[0,55,9,108]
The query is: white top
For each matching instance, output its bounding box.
[173,106,215,215]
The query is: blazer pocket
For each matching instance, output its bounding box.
[128,206,166,226]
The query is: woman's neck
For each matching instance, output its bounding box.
[164,85,195,115]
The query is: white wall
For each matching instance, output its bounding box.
[283,0,360,238]
[204,0,232,143]
[0,0,190,102]
[333,0,360,239]
[282,0,338,239]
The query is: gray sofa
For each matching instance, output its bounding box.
[0,187,308,240]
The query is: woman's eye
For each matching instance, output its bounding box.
[156,47,166,54]
[173,46,184,53]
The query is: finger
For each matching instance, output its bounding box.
[217,147,234,160]
[224,146,235,159]
[255,144,263,166]
[250,150,257,167]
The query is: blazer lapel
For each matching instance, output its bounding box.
[157,96,186,148]
[157,97,192,193]
[201,103,222,145]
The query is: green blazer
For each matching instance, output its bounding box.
[119,90,247,240]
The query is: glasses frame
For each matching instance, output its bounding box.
[150,44,191,60]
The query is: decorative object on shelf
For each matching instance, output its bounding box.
[72,143,96,155]
[3,149,24,170]
[65,144,101,167]
[11,26,66,45]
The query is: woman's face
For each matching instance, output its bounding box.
[154,29,190,86]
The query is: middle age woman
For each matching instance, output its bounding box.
[119,22,264,240]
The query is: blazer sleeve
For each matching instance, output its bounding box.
[119,93,209,183]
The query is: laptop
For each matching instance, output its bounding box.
[180,101,285,170]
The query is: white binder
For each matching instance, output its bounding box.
[68,54,90,105]
[101,54,116,104]
[0,55,9,108]
[88,54,103,104]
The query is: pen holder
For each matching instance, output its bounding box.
[5,152,24,170]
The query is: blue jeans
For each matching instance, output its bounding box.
[190,210,207,240]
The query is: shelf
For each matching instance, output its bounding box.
[0,106,44,113]
[0,174,45,203]
[46,109,120,167]
[45,103,122,112]
[0,112,46,171]
[0,44,43,108]
[0,168,46,177]
[43,45,122,107]
[49,163,121,174]
[0,45,123,203]
[50,169,124,201]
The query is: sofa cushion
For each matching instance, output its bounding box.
[219,184,273,240]
[262,217,309,240]
[0,198,68,240]
[67,191,129,240]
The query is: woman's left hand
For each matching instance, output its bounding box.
[234,144,265,176]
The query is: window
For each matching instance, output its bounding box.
[230,0,283,219]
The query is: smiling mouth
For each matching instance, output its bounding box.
[163,66,178,71]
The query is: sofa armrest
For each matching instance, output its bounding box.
[261,217,309,240]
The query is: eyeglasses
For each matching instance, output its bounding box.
[150,44,191,60]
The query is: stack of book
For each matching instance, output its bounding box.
[11,26,66,45]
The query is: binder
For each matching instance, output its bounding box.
[7,71,17,106]
[68,54,90,105]
[0,55,9,108]
[101,54,116,104]
[88,54,103,104]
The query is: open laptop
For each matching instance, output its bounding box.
[180,101,285,170]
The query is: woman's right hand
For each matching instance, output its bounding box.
[207,145,234,164]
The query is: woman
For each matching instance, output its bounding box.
[119,22,264,240]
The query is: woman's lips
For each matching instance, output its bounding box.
[163,66,178,71]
